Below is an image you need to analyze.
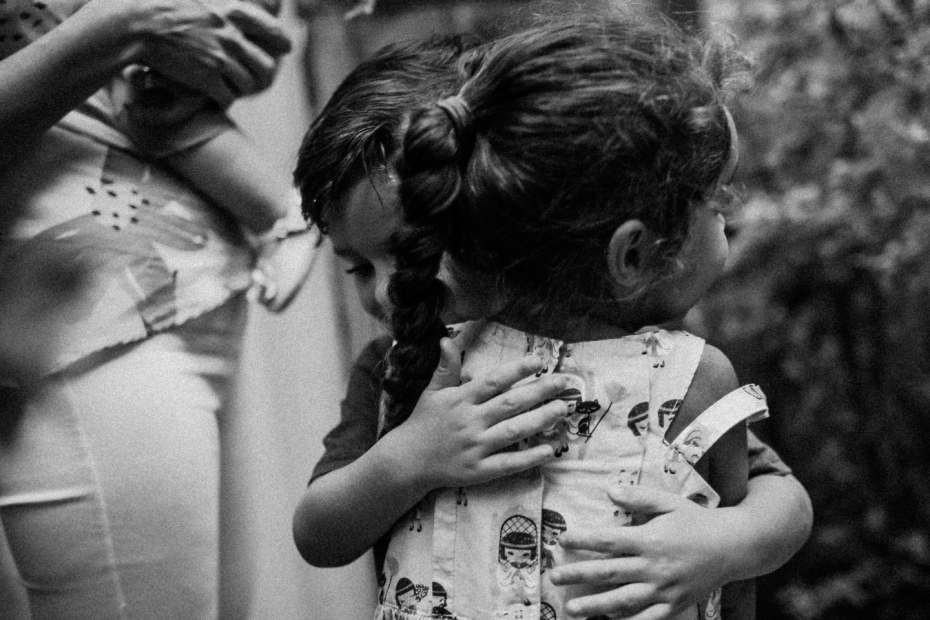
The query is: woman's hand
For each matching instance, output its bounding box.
[126,0,292,106]
[385,337,570,491]
[549,485,738,620]
[249,228,320,313]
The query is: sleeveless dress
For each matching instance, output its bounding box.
[374,321,769,620]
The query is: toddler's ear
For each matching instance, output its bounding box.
[607,220,655,293]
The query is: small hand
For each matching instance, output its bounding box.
[388,337,571,490]
[550,485,731,620]
[249,229,320,312]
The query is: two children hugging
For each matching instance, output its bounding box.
[294,7,812,620]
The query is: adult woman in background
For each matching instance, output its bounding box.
[0,1,294,618]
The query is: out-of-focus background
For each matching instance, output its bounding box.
[4,0,930,619]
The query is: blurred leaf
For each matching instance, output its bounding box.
[697,0,930,618]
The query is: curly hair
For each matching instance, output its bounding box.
[383,5,751,425]
[293,35,488,433]
[293,35,480,231]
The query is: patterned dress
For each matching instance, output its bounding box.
[375,321,769,620]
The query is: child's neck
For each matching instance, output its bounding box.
[491,310,638,343]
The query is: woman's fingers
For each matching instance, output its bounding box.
[225,2,292,57]
[142,1,291,102]
[217,27,279,94]
[146,37,241,106]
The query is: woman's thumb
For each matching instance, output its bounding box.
[607,485,690,518]
[426,337,462,392]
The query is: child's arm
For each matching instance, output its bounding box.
[681,345,754,620]
[553,345,759,620]
[293,338,572,567]
[550,475,811,620]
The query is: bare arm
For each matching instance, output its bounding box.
[163,126,290,233]
[676,345,754,620]
[0,0,136,171]
[0,0,289,174]
[553,345,764,620]
[293,338,571,567]
[551,474,811,620]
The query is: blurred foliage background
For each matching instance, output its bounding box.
[690,0,930,618]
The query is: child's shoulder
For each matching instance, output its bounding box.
[667,343,739,441]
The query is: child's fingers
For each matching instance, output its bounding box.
[483,397,567,450]
[464,355,547,402]
[621,604,680,620]
[557,526,643,556]
[481,373,570,425]
[607,485,692,518]
[549,556,649,587]
[481,443,555,479]
[564,585,674,620]
[424,338,463,393]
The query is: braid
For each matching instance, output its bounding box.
[381,96,474,430]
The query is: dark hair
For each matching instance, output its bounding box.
[383,6,750,425]
[293,35,480,232]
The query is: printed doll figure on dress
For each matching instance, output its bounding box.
[376,5,765,620]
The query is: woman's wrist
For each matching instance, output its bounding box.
[249,190,309,246]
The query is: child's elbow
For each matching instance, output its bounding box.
[291,504,359,568]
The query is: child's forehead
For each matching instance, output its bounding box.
[329,175,402,247]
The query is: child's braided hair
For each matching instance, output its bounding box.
[382,5,751,427]
[294,35,479,231]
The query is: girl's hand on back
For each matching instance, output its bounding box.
[384,337,571,491]
[550,485,743,620]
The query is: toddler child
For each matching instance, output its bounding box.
[293,23,811,620]
[382,8,761,619]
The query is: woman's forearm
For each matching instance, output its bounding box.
[164,127,290,233]
[0,0,142,170]
[0,0,291,174]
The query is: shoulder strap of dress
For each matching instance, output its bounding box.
[666,384,770,466]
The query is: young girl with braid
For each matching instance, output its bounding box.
[293,21,812,620]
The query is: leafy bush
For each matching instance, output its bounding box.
[692,1,930,618]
